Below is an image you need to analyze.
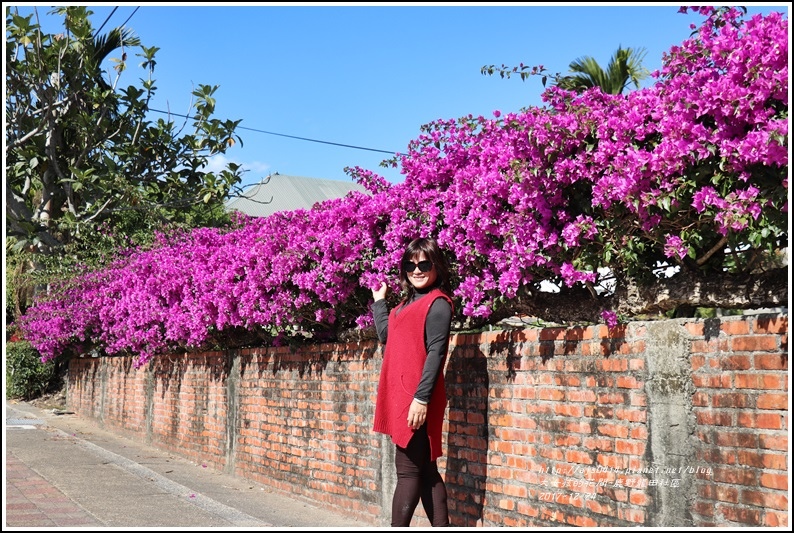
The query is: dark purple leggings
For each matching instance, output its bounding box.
[391,425,449,527]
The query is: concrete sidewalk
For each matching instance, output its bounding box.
[4,400,382,529]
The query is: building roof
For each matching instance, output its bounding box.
[225,173,368,218]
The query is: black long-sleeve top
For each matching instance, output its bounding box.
[372,288,452,403]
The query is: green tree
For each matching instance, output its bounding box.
[555,45,649,94]
[481,45,650,96]
[5,6,245,313]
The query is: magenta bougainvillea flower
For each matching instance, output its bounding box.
[17,7,788,367]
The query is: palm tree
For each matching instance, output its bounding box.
[555,45,649,95]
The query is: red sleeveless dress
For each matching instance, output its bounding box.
[372,288,452,461]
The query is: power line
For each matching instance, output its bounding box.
[92,6,139,38]
[92,6,118,37]
[149,108,398,155]
[118,7,139,29]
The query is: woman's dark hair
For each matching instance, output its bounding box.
[399,237,453,300]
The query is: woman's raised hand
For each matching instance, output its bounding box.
[372,282,388,301]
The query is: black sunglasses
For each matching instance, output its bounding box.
[402,260,433,273]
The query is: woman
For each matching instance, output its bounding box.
[371,237,454,527]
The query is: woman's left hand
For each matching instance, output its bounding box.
[407,399,427,429]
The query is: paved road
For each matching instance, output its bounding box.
[4,400,382,528]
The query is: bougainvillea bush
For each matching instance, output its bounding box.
[18,7,788,367]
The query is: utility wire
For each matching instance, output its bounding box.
[149,108,398,155]
[92,6,117,37]
[117,7,139,30]
[92,6,139,38]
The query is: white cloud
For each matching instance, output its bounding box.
[203,155,272,186]
[204,154,232,174]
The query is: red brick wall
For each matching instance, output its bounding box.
[687,315,789,527]
[232,342,382,518]
[148,352,231,470]
[66,314,788,527]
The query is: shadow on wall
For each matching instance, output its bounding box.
[445,343,489,527]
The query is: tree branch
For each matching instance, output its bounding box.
[483,267,788,326]
[696,235,729,266]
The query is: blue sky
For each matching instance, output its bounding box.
[9,2,789,190]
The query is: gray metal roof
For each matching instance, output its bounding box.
[225,173,368,218]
